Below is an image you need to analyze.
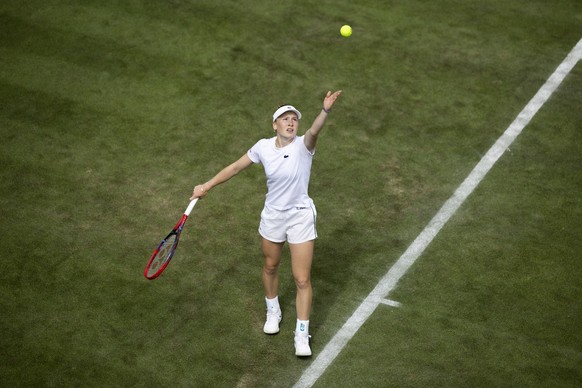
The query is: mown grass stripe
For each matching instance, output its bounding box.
[294,36,582,388]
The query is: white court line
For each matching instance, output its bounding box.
[293,37,582,388]
[380,299,401,308]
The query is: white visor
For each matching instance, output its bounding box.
[272,105,302,122]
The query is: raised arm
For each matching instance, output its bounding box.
[304,90,342,152]
[190,153,253,199]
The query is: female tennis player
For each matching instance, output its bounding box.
[191,90,342,357]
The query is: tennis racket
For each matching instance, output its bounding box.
[144,198,199,280]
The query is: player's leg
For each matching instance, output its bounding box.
[262,238,284,298]
[262,238,284,334]
[290,240,314,356]
[289,240,314,320]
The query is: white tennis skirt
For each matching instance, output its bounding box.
[259,204,317,244]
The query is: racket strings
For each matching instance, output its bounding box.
[147,234,178,276]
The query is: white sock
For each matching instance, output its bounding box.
[296,319,309,335]
[265,296,280,312]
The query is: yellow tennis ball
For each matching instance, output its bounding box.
[340,25,352,38]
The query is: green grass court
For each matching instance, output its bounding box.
[1,1,581,386]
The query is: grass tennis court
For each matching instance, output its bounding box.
[1,1,581,387]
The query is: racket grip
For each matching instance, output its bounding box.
[184,198,198,216]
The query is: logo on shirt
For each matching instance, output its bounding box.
[284,155,289,158]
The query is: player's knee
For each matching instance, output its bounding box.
[263,262,279,276]
[294,275,311,290]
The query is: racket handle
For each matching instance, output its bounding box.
[184,198,198,216]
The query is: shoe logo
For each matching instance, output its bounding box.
[284,155,289,158]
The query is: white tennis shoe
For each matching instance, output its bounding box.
[294,332,312,357]
[263,309,282,334]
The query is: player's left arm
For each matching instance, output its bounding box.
[304,90,342,152]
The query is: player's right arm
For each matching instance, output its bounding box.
[191,154,253,199]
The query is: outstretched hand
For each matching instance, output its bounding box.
[190,184,207,200]
[323,90,342,112]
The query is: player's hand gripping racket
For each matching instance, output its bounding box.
[144,199,198,279]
